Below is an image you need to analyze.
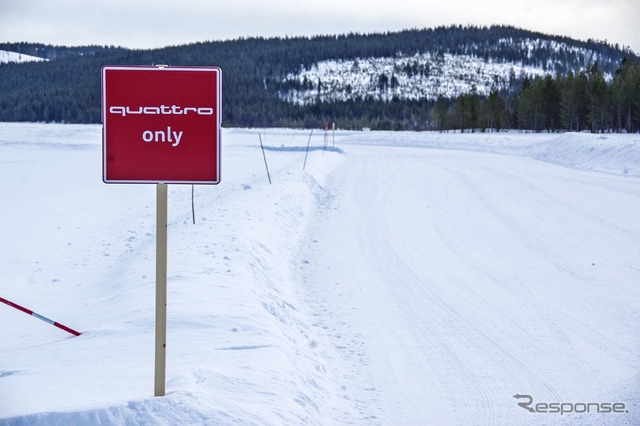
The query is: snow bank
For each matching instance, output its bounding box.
[332,130,640,177]
[0,124,345,424]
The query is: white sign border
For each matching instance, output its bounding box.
[101,65,222,185]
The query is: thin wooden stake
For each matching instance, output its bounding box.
[191,184,195,225]
[258,133,272,184]
[303,129,314,170]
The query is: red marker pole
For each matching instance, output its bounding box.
[0,296,81,337]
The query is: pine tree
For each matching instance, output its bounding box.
[450,95,466,132]
[517,77,544,131]
[542,75,561,131]
[561,71,578,130]
[611,57,640,132]
[586,63,610,132]
[432,96,449,131]
[482,89,506,131]
[463,88,481,131]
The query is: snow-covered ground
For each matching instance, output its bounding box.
[0,123,638,425]
[0,51,47,64]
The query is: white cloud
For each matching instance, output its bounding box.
[0,0,638,52]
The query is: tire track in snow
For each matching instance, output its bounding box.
[355,161,499,424]
[297,144,640,424]
[430,155,640,400]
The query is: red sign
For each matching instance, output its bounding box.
[102,66,221,184]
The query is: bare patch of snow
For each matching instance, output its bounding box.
[0,50,47,64]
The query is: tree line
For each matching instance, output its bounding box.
[428,57,640,133]
[268,57,640,133]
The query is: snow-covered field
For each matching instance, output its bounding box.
[0,123,639,425]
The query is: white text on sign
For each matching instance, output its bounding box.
[143,127,183,147]
[109,105,214,117]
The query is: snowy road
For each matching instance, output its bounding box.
[297,142,640,424]
[0,124,638,424]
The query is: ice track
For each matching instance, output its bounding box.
[296,142,640,424]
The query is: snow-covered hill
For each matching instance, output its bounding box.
[278,37,618,105]
[0,50,47,64]
[0,123,639,424]
[279,52,547,105]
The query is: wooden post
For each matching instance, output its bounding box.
[155,183,168,397]
[332,122,335,146]
[303,129,313,170]
[258,133,272,184]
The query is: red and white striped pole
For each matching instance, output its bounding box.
[0,296,81,337]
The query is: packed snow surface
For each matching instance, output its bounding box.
[0,123,639,425]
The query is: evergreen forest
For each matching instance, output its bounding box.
[0,25,638,132]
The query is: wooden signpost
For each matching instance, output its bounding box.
[102,65,222,396]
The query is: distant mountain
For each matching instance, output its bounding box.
[278,42,618,106]
[276,27,632,106]
[0,25,636,129]
[0,42,126,60]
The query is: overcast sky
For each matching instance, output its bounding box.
[1,0,639,53]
